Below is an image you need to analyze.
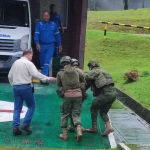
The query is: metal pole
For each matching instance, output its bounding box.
[104,24,108,39]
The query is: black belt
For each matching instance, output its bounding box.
[13,84,31,86]
[40,42,52,45]
[20,83,31,85]
[22,83,31,85]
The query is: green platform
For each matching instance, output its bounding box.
[0,83,110,149]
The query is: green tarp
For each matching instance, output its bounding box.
[0,83,110,149]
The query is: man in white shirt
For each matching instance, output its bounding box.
[8,49,56,136]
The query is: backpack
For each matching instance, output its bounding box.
[61,67,80,90]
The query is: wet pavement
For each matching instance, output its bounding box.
[110,108,150,150]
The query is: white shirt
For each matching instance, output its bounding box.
[8,57,49,85]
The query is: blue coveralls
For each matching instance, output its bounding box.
[34,21,61,76]
[50,12,62,57]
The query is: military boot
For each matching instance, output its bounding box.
[75,126,85,139]
[76,125,82,143]
[85,122,98,133]
[68,124,75,132]
[59,128,68,141]
[101,122,114,136]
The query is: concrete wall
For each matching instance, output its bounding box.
[39,0,68,27]
[29,0,68,27]
[98,0,150,11]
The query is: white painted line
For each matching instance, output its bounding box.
[108,131,117,148]
[0,100,27,122]
[108,114,117,148]
[118,143,131,150]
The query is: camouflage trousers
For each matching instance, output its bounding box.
[60,97,82,128]
[69,95,86,127]
[91,86,117,123]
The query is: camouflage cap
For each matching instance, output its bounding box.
[71,58,80,66]
[88,60,100,68]
[60,56,71,64]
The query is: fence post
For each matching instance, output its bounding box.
[104,24,108,39]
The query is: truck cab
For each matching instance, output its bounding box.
[0,0,31,73]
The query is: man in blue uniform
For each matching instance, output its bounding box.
[50,4,64,57]
[34,11,62,76]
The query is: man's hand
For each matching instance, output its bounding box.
[50,77,56,82]
[36,44,41,51]
[59,46,62,53]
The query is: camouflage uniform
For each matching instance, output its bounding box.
[84,60,117,135]
[60,97,82,128]
[57,67,84,127]
[67,59,86,132]
[71,58,84,74]
[56,56,84,142]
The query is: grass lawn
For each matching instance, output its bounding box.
[87,8,150,34]
[84,29,150,109]
[85,8,150,109]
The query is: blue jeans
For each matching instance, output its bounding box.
[40,43,55,76]
[13,84,35,128]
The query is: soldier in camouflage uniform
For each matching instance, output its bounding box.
[71,58,84,74]
[84,60,117,136]
[56,56,84,142]
[68,58,85,132]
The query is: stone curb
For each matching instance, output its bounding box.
[116,88,150,124]
[118,143,131,150]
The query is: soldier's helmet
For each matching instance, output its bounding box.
[88,60,100,68]
[60,56,71,65]
[71,58,80,66]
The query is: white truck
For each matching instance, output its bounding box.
[0,0,31,73]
